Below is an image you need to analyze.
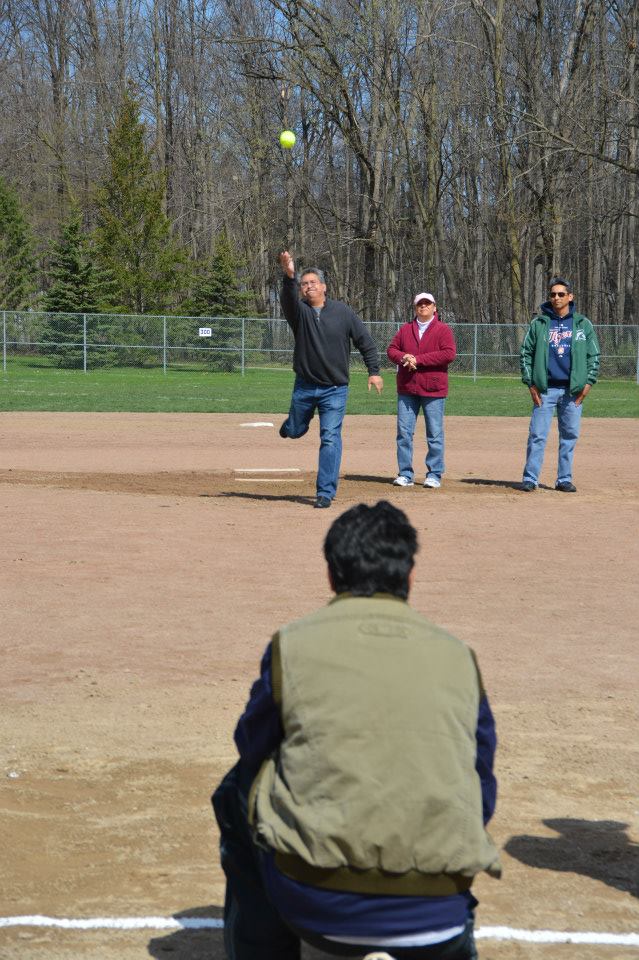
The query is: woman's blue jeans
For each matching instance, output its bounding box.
[396,394,446,482]
[282,377,349,500]
[522,386,583,485]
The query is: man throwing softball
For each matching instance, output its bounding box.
[278,251,383,509]
[213,501,500,960]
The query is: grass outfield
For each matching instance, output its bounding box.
[1,360,638,416]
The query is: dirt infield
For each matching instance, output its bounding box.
[0,412,637,960]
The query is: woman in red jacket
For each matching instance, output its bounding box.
[387,293,457,489]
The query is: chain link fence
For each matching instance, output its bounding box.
[2,310,639,380]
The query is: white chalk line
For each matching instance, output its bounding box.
[234,468,301,473]
[239,421,274,427]
[476,926,639,946]
[235,478,304,483]
[0,917,637,946]
[0,916,221,930]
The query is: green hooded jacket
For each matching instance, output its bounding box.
[520,311,600,395]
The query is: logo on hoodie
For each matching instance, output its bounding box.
[549,324,572,357]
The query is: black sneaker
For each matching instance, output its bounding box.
[279,420,288,438]
[314,496,332,509]
[520,481,536,492]
[555,481,577,493]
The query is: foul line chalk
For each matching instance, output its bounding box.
[239,422,274,427]
[476,927,639,945]
[0,918,637,946]
[0,916,222,930]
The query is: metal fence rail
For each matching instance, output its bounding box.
[2,311,639,381]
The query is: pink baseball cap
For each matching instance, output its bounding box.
[414,292,435,305]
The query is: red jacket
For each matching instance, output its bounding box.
[387,316,457,397]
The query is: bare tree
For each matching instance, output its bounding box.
[0,0,637,325]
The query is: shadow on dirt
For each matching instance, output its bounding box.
[342,474,394,484]
[459,477,533,490]
[147,905,224,959]
[505,818,638,897]
[346,474,546,493]
[212,491,315,505]
[147,905,341,959]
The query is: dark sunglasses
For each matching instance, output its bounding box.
[549,292,568,298]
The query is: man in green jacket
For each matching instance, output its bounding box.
[520,277,600,493]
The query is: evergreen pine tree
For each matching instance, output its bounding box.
[43,210,104,314]
[189,230,253,318]
[94,90,188,315]
[0,176,38,309]
[42,209,119,368]
[186,230,255,371]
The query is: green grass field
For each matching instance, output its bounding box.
[1,358,638,416]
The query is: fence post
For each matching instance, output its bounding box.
[473,323,478,382]
[241,317,245,376]
[83,314,87,372]
[2,311,6,372]
[163,316,167,375]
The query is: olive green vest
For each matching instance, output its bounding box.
[250,595,501,896]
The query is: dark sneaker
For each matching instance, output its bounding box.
[279,420,288,438]
[520,481,536,492]
[314,496,332,509]
[555,481,577,493]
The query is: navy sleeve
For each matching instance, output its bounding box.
[475,694,497,825]
[234,642,284,773]
[280,275,301,334]
[350,312,381,375]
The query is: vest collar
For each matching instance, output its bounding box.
[329,592,408,605]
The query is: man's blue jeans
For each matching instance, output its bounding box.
[397,395,446,482]
[282,377,349,500]
[522,386,583,485]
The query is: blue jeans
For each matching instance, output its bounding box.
[397,395,446,481]
[282,377,349,500]
[522,386,583,485]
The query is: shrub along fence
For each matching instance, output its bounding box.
[2,311,638,381]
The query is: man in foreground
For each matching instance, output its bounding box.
[213,501,500,960]
[278,251,383,508]
[520,277,600,492]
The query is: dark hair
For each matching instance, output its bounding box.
[301,267,326,284]
[323,501,418,599]
[549,276,572,293]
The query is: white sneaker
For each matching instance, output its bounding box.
[423,476,441,488]
[392,476,414,486]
